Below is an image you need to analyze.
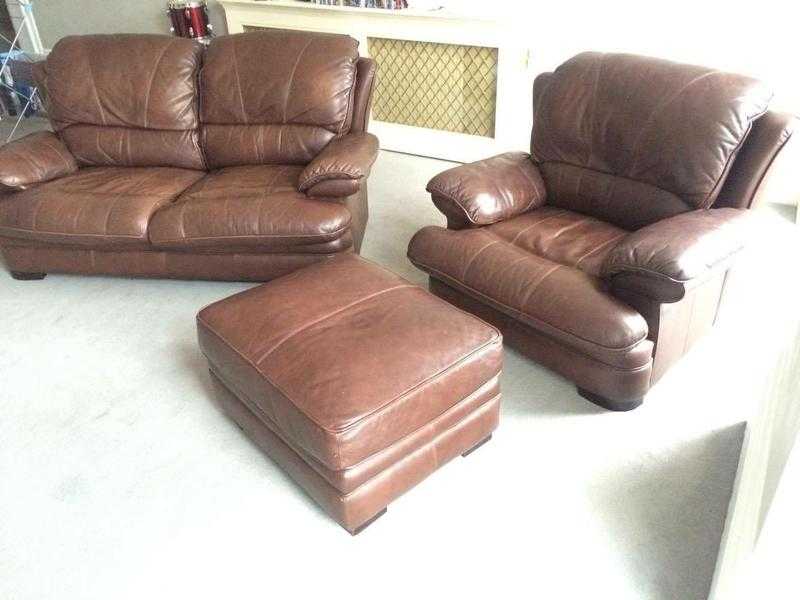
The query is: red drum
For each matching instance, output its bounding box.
[168,1,213,44]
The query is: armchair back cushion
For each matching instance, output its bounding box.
[200,31,360,168]
[39,35,204,170]
[531,52,772,229]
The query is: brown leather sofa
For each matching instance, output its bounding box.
[0,31,378,282]
[408,52,797,411]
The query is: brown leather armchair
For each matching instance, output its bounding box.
[0,31,378,282]
[408,52,797,411]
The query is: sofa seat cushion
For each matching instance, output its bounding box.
[148,165,353,253]
[0,166,204,248]
[197,254,502,471]
[485,207,628,277]
[408,224,651,370]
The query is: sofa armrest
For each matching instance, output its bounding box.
[426,152,546,229]
[298,133,379,198]
[0,131,77,193]
[603,208,752,303]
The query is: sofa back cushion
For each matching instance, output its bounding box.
[40,35,204,170]
[531,52,772,229]
[200,31,359,169]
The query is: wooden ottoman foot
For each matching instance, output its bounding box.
[347,508,387,536]
[577,388,643,412]
[11,271,46,280]
[462,434,493,457]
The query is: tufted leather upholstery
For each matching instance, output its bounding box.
[409,52,793,410]
[0,31,378,282]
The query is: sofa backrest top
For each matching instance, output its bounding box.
[200,30,360,168]
[36,32,365,171]
[531,52,773,228]
[40,34,205,170]
[44,34,202,132]
[201,30,359,133]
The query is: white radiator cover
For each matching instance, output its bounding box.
[219,0,533,162]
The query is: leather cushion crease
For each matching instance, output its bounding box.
[0,167,205,248]
[148,165,354,252]
[407,225,653,371]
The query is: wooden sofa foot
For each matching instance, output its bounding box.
[11,271,46,281]
[577,388,643,412]
[462,434,493,457]
[347,508,387,536]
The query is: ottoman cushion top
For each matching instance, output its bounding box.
[197,254,502,471]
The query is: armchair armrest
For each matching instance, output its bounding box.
[0,131,77,193]
[426,152,546,229]
[298,133,379,198]
[603,208,752,303]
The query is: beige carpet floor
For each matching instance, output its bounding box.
[1,123,798,599]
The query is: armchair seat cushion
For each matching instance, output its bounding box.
[408,220,652,370]
[0,166,204,248]
[486,207,627,277]
[147,165,353,253]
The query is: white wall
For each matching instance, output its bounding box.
[30,0,227,50]
[457,0,800,113]
[25,0,800,113]
[705,219,800,598]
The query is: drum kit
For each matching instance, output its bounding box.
[167,1,214,45]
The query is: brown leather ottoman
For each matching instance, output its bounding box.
[197,255,502,534]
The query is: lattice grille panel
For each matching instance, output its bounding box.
[368,38,497,137]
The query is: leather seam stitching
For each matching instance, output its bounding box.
[0,225,144,239]
[231,39,248,124]
[142,43,171,129]
[197,294,501,443]
[211,364,500,486]
[461,236,499,280]
[151,223,352,244]
[574,232,627,267]
[283,37,314,125]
